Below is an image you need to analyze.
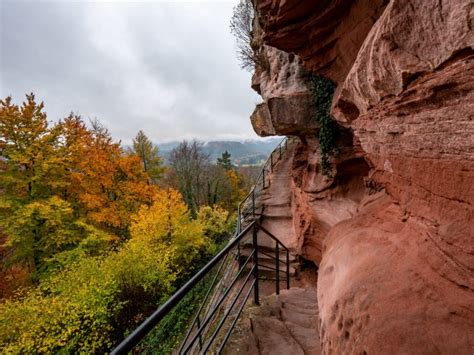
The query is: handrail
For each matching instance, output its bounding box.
[256,224,289,251]
[237,137,289,233]
[111,221,256,355]
[238,137,287,208]
[111,137,293,355]
[110,221,290,354]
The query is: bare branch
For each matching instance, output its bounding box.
[230,0,267,71]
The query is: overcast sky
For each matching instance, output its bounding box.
[0,0,262,144]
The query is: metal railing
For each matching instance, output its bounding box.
[111,221,290,354]
[237,137,289,233]
[111,137,293,354]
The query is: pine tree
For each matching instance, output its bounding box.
[217,150,234,171]
[131,130,165,184]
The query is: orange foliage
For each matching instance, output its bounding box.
[0,265,29,299]
[58,117,157,232]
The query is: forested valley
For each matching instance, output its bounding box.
[0,94,257,353]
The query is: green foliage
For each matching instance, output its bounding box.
[197,205,233,248]
[0,95,242,353]
[0,257,122,353]
[139,276,214,354]
[310,75,337,176]
[0,214,176,353]
[217,150,234,171]
[131,130,166,184]
[2,197,84,274]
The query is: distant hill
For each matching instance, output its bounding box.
[157,138,284,166]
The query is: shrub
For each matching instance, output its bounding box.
[0,257,121,353]
[197,205,231,246]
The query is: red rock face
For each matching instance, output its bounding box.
[250,0,474,352]
[318,192,474,354]
[257,0,387,83]
[250,46,319,136]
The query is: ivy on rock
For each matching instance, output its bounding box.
[310,75,337,177]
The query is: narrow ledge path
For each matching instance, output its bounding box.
[226,143,321,355]
[224,286,320,355]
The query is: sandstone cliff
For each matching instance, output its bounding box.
[248,0,474,353]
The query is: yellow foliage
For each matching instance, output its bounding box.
[0,257,121,353]
[0,225,175,353]
[130,189,205,274]
[0,95,241,352]
[226,169,247,208]
[197,205,232,243]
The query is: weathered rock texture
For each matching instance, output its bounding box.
[250,46,318,136]
[225,287,320,355]
[256,0,388,83]
[249,0,474,353]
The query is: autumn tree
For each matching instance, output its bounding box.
[0,94,65,202]
[196,205,232,247]
[67,120,156,235]
[225,169,247,210]
[130,188,206,278]
[0,95,80,275]
[55,114,91,202]
[0,95,158,279]
[167,141,209,215]
[131,130,165,184]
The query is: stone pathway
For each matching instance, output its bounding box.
[258,143,296,251]
[224,286,321,355]
[225,141,321,354]
[239,142,298,280]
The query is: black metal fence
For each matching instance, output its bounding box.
[111,222,290,354]
[111,137,293,354]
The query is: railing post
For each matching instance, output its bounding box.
[279,144,282,159]
[285,138,288,151]
[252,190,255,218]
[237,205,241,234]
[237,241,241,264]
[262,166,265,189]
[275,242,280,295]
[286,251,290,289]
[252,224,260,305]
[196,316,203,350]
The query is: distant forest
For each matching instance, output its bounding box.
[157,138,282,166]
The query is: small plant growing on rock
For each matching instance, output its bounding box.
[310,75,337,177]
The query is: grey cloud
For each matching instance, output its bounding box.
[0,0,260,144]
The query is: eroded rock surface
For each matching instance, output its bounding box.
[250,46,318,136]
[256,0,388,83]
[247,0,474,353]
[318,191,474,354]
[225,287,320,355]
